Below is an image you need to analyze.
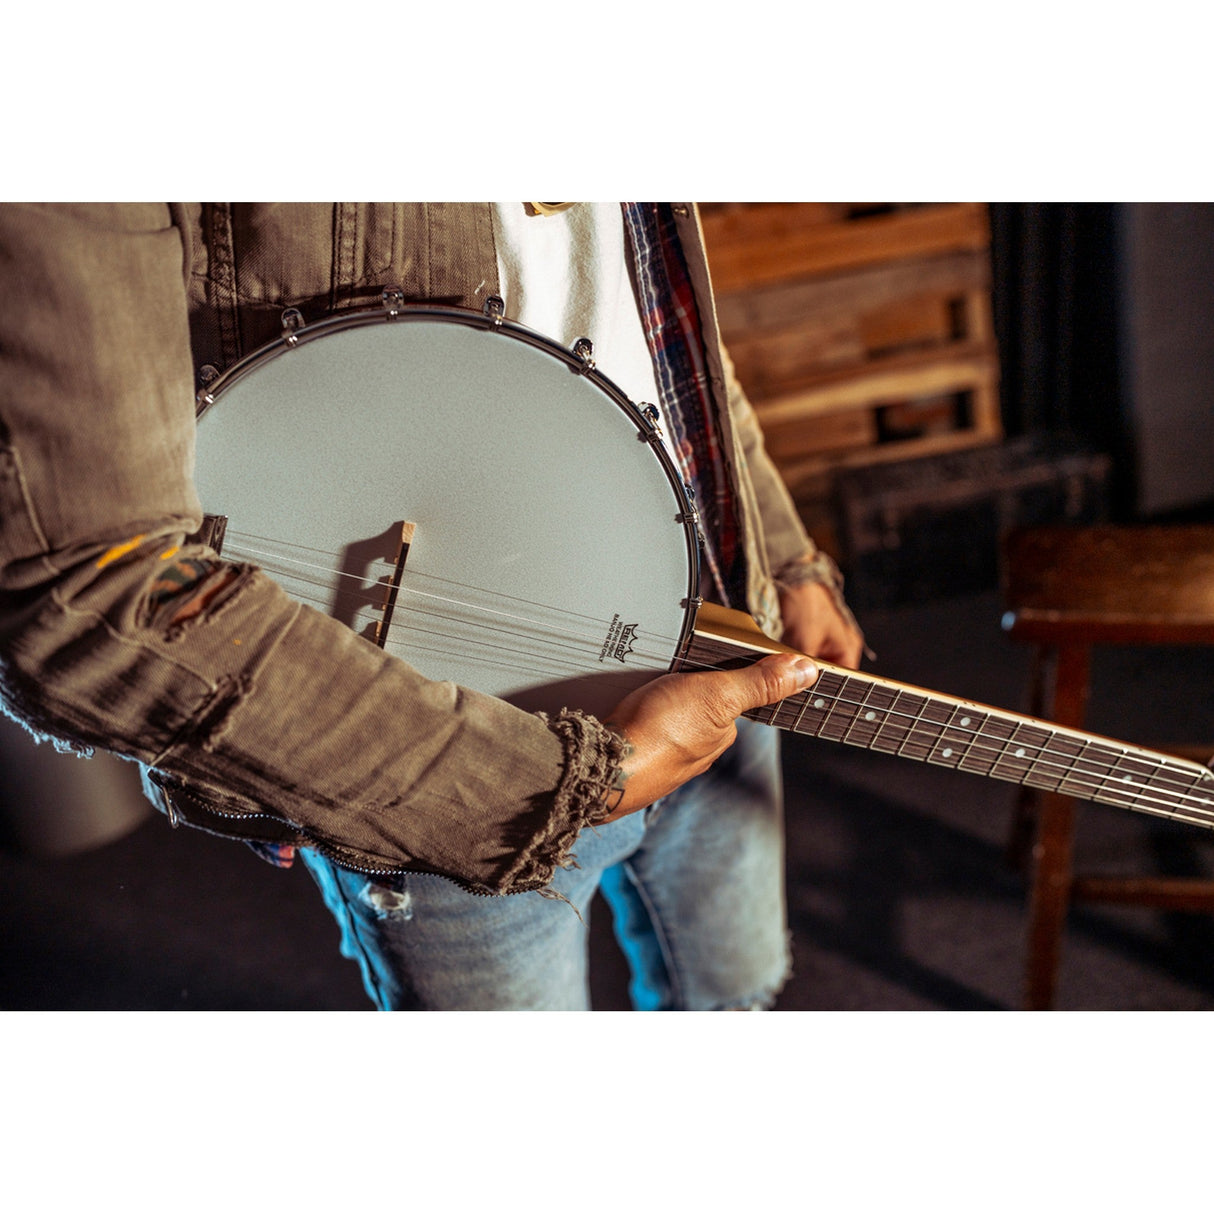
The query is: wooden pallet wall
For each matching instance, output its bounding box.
[699,203,1003,553]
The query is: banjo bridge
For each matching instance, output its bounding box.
[373,521,417,648]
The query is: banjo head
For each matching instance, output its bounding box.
[192,305,700,721]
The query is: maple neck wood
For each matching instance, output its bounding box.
[681,602,1214,831]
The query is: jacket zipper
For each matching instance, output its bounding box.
[161,781,524,898]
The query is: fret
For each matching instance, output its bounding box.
[787,687,830,736]
[1093,749,1144,809]
[1146,757,1212,801]
[922,702,971,770]
[911,698,955,765]
[956,711,1008,776]
[1020,724,1069,792]
[951,709,992,775]
[1121,753,1208,819]
[1038,740,1180,811]
[767,690,808,732]
[1062,738,1126,802]
[764,670,849,738]
[1186,769,1214,819]
[841,682,899,749]
[1041,734,1093,798]
[868,689,920,754]
[895,692,933,760]
[789,689,814,734]
[990,721,1051,785]
[815,672,864,742]
[1115,752,1171,813]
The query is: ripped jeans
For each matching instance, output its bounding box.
[299,719,790,1010]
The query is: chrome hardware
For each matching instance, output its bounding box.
[195,365,220,410]
[572,337,595,372]
[382,286,405,318]
[682,595,704,611]
[482,295,506,326]
[678,483,702,542]
[639,402,666,446]
[281,307,305,345]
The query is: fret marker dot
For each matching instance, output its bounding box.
[1123,775,1133,783]
[960,716,971,727]
[942,747,954,758]
[1015,748,1026,758]
[865,711,876,721]
[814,698,825,709]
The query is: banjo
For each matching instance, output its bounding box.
[192,296,1214,834]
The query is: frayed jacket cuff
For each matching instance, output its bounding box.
[494,708,627,892]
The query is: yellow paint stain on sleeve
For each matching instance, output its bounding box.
[159,546,181,561]
[96,534,147,569]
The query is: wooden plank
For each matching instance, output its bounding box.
[731,292,984,404]
[715,248,991,335]
[700,201,858,227]
[858,295,956,356]
[701,203,990,293]
[727,319,867,399]
[761,406,880,463]
[754,344,997,423]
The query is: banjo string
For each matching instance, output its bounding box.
[259,575,674,692]
[220,535,690,664]
[223,531,623,627]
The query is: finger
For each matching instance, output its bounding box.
[716,652,819,718]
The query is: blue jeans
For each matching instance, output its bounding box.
[300,719,789,1010]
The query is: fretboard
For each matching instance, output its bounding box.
[681,614,1214,833]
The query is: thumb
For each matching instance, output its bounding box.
[716,652,820,718]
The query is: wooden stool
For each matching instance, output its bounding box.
[1001,524,1214,1010]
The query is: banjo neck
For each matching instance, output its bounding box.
[682,602,1214,831]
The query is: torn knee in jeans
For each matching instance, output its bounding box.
[358,882,414,921]
[717,979,785,1011]
[715,938,793,1011]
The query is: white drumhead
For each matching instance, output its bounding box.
[193,308,699,721]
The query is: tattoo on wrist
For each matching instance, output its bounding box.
[605,737,634,810]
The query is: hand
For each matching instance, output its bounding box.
[598,652,819,821]
[778,580,864,669]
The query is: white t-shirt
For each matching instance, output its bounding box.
[491,203,664,416]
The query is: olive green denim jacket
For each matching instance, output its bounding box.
[0,202,827,893]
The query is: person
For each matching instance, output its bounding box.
[0,202,863,1010]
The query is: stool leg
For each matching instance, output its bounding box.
[1023,643,1090,1010]
[1024,792,1078,1009]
